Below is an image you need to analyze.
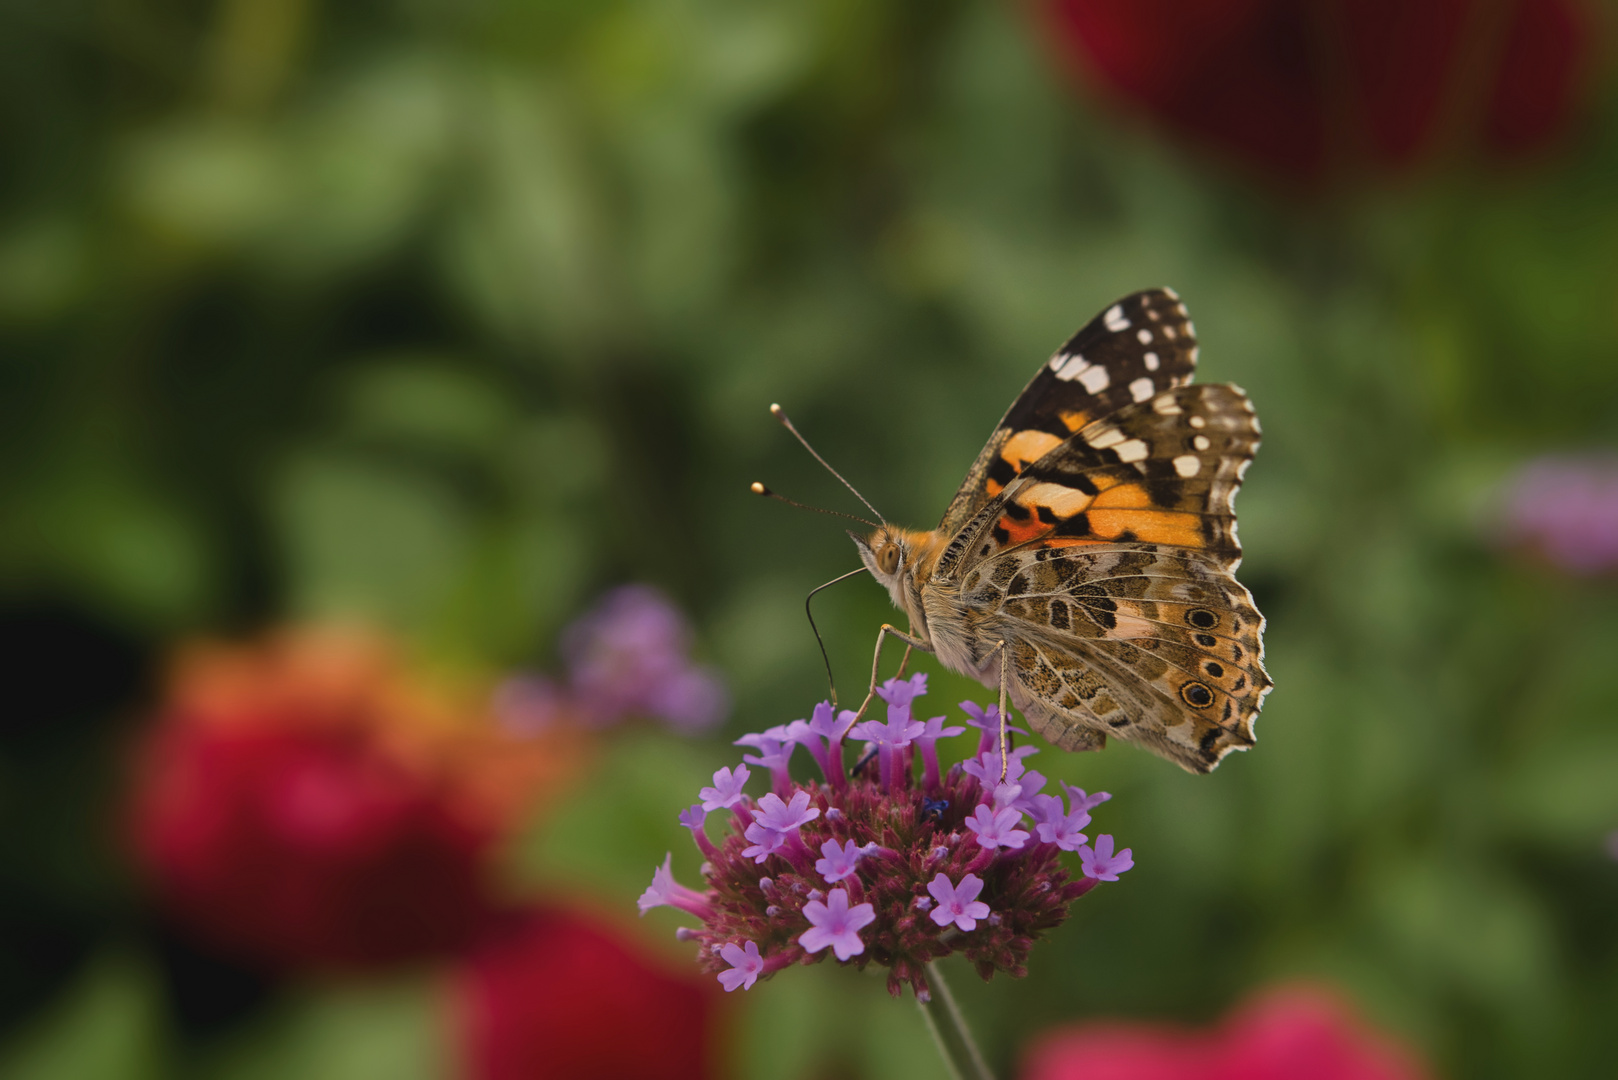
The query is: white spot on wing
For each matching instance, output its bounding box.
[1193,435,1211,450]
[1173,454,1202,477]
[1086,426,1124,449]
[1163,287,1180,300]
[1048,356,1064,372]
[1104,305,1128,332]
[1115,439,1150,463]
[1152,394,1182,415]
[1018,482,1093,518]
[1078,365,1110,394]
[1136,328,1152,344]
[1055,355,1089,381]
[1143,351,1159,371]
[1163,325,1177,340]
[1129,377,1155,402]
[1188,415,1206,428]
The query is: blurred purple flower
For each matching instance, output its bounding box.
[1498,455,1618,575]
[500,585,729,735]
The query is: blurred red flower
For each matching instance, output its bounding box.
[128,627,587,972]
[455,905,722,1080]
[1022,985,1428,1080]
[1043,0,1597,187]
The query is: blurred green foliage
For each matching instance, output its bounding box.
[3,0,1617,1078]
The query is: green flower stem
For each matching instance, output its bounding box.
[916,960,996,1080]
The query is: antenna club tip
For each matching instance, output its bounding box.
[750,482,769,495]
[769,403,784,417]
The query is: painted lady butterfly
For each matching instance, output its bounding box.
[851,289,1272,773]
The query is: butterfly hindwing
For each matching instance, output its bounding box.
[938,289,1199,538]
[963,546,1271,773]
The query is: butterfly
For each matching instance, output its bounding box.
[851,289,1272,773]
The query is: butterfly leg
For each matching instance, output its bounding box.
[848,623,932,728]
[979,638,1013,781]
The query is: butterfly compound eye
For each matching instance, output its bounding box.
[877,544,901,575]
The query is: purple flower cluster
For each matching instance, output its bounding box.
[496,585,729,734]
[1498,454,1618,575]
[639,674,1133,999]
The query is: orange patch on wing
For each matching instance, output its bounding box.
[1088,473,1128,492]
[995,515,1052,546]
[1035,536,1105,549]
[1057,409,1091,432]
[1092,483,1151,509]
[1086,509,1203,546]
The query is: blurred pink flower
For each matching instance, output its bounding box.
[128,627,586,972]
[1022,986,1428,1080]
[455,905,721,1080]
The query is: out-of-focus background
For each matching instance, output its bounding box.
[2,1,1616,1078]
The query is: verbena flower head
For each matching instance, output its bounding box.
[639,675,1133,999]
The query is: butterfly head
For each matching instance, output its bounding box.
[850,526,941,627]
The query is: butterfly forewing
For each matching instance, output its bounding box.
[938,289,1199,539]
[937,384,1258,579]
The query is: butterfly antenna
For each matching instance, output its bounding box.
[769,404,885,524]
[750,483,879,530]
[803,566,869,708]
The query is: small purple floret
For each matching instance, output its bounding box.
[638,854,714,919]
[754,790,820,832]
[1061,782,1112,814]
[800,888,876,960]
[1079,834,1134,881]
[741,822,787,863]
[964,804,1030,851]
[815,838,864,883]
[962,745,1039,788]
[718,940,764,991]
[959,700,1027,754]
[699,765,751,811]
[927,873,992,932]
[1034,803,1091,852]
[736,732,796,793]
[875,672,929,715]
